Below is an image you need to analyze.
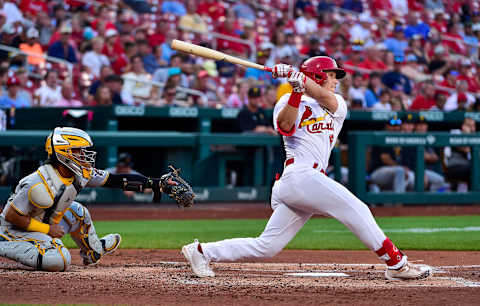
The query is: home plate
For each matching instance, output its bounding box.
[284,272,349,277]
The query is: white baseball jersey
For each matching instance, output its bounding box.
[273,93,348,170]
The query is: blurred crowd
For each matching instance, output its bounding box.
[0,0,480,113]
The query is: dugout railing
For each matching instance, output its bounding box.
[348,131,480,204]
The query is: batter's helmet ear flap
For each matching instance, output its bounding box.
[316,71,328,86]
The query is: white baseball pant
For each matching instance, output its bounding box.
[202,164,387,262]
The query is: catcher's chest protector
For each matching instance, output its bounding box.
[36,165,78,224]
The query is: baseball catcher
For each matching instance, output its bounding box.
[0,127,194,271]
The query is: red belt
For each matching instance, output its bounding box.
[284,158,325,174]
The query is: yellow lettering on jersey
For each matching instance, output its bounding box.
[300,112,329,127]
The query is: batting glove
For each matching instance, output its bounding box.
[272,64,293,79]
[288,71,306,93]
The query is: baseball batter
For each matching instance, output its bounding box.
[0,127,167,271]
[182,57,432,281]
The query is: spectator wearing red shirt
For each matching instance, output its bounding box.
[362,45,388,72]
[343,44,367,75]
[371,0,392,14]
[408,0,424,11]
[70,15,86,49]
[197,0,226,23]
[410,81,436,110]
[451,0,470,14]
[437,69,459,95]
[443,23,467,55]
[457,60,480,93]
[148,19,167,47]
[216,14,245,55]
[112,41,137,75]
[431,11,448,34]
[90,4,116,32]
[20,0,48,18]
[102,29,124,64]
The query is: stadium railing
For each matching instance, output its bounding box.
[120,75,209,106]
[178,27,258,61]
[0,44,74,77]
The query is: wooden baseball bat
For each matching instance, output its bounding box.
[170,39,272,72]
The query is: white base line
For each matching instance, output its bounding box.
[159,261,480,287]
[159,262,480,270]
[437,265,480,269]
[285,272,349,277]
[437,277,480,288]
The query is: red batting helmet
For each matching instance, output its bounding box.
[300,56,346,86]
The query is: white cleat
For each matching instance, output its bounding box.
[182,239,215,277]
[385,261,433,281]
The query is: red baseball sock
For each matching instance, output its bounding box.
[375,238,405,269]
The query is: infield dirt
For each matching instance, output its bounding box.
[1,203,479,305]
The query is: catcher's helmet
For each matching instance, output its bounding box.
[300,56,346,85]
[45,127,96,180]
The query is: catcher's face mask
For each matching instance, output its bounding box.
[46,127,96,180]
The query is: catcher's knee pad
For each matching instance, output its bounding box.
[41,239,71,272]
[63,202,90,230]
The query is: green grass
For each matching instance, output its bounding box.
[63,216,480,251]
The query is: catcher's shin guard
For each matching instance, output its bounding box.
[64,202,121,265]
[0,239,71,272]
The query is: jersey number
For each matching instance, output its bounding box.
[329,134,334,144]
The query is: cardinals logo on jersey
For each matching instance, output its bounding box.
[298,106,312,129]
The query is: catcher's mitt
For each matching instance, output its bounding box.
[159,165,195,207]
